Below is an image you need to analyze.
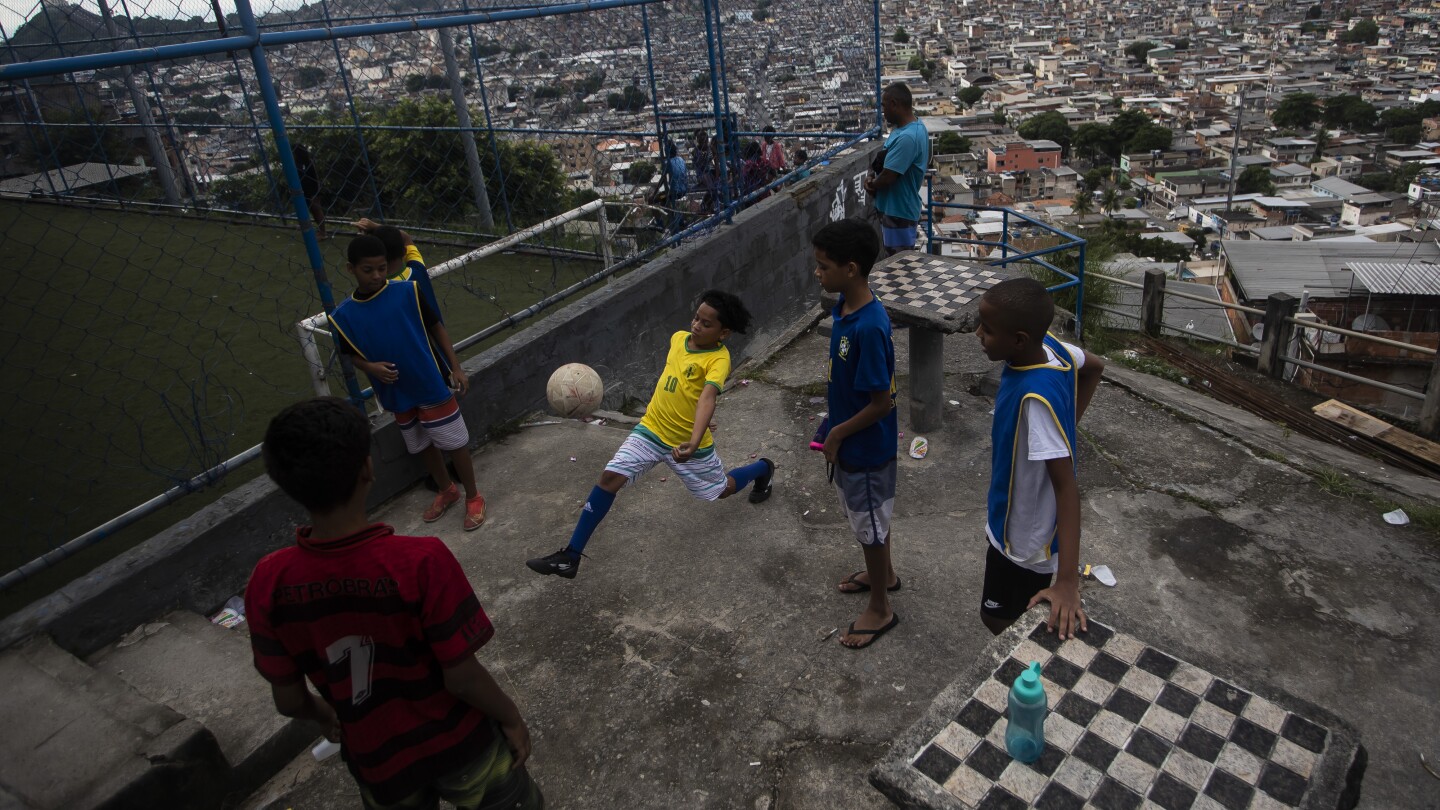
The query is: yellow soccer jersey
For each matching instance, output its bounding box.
[389,245,426,281]
[636,331,731,450]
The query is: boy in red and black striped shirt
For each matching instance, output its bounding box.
[245,397,542,810]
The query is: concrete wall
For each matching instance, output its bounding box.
[1,149,876,657]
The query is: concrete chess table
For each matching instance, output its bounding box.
[830,251,1011,432]
[870,612,1365,810]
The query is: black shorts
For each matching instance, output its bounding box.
[981,543,1053,620]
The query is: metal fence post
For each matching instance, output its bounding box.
[440,29,494,229]
[1141,268,1167,337]
[1420,352,1440,438]
[1258,292,1299,379]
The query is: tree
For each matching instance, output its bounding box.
[1016,110,1075,155]
[1185,226,1207,250]
[1322,94,1376,131]
[1340,18,1379,45]
[1125,40,1158,62]
[691,72,710,91]
[935,131,972,154]
[606,85,648,113]
[1083,167,1110,192]
[957,86,985,107]
[296,66,327,90]
[1311,126,1332,161]
[1272,93,1320,130]
[27,108,137,167]
[1108,110,1151,150]
[624,160,656,185]
[1100,187,1121,213]
[1306,3,1322,20]
[1236,164,1275,195]
[993,106,1007,128]
[1173,38,1190,50]
[1070,192,1095,218]
[1073,122,1115,162]
[1124,123,1173,153]
[893,26,909,43]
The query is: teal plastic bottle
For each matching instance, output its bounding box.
[1005,661,1047,762]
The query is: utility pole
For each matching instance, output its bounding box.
[1224,80,1247,215]
[97,0,182,205]
[440,30,494,229]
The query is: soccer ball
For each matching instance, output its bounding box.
[546,363,604,418]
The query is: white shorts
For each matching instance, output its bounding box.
[605,432,728,501]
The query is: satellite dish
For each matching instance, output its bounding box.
[1351,313,1390,332]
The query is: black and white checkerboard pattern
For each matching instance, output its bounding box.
[871,255,1002,318]
[908,621,1330,810]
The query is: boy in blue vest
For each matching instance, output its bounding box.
[330,235,487,531]
[812,218,901,650]
[358,218,444,322]
[524,290,776,579]
[974,278,1105,640]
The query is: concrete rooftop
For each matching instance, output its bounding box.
[240,320,1440,810]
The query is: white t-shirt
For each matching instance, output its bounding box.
[985,341,1085,574]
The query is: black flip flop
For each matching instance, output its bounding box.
[841,614,901,649]
[838,570,903,593]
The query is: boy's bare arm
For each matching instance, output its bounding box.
[1076,350,1106,421]
[674,384,719,461]
[1027,457,1087,640]
[352,357,397,384]
[442,655,531,768]
[427,322,468,395]
[270,680,341,742]
[821,388,892,464]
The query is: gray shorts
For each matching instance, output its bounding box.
[833,457,897,546]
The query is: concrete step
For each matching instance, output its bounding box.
[0,635,228,809]
[88,611,317,802]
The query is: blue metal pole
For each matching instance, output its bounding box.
[873,0,882,131]
[1001,208,1010,262]
[925,171,937,254]
[700,0,732,217]
[233,0,365,405]
[1076,241,1087,338]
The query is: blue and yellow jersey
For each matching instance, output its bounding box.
[635,331,731,451]
[390,245,443,322]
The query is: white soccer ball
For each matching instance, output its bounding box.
[546,363,604,419]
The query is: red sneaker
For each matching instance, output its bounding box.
[423,484,460,522]
[463,494,487,532]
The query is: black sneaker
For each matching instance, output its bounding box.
[748,458,776,504]
[526,549,581,579]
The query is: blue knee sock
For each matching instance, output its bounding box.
[726,458,771,492]
[566,485,616,557]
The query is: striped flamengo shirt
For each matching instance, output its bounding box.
[245,524,495,804]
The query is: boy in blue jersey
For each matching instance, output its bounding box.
[358,218,444,322]
[974,278,1105,640]
[812,218,901,650]
[524,290,776,579]
[330,235,487,532]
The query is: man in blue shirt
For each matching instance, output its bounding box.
[865,83,929,255]
[812,217,901,650]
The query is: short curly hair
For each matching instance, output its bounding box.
[697,289,753,334]
[263,397,371,513]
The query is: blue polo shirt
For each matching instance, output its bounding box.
[876,119,929,222]
[827,294,897,468]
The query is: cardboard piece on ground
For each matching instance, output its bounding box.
[1311,399,1440,467]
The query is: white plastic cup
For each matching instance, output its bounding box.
[312,740,341,761]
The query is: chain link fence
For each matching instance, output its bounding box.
[0,0,880,607]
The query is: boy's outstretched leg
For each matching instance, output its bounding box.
[526,471,626,578]
[840,539,899,649]
[719,457,774,503]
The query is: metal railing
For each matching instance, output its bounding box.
[922,183,1089,335]
[1093,268,1440,438]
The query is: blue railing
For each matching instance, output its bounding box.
[924,175,1088,335]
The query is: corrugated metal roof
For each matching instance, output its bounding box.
[0,162,151,197]
[1222,240,1440,301]
[1346,262,1440,296]
[1109,280,1236,341]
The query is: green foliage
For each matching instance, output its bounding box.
[296,66,327,90]
[1272,93,1320,130]
[1172,37,1190,50]
[175,109,224,131]
[1184,226,1207,250]
[957,86,985,107]
[1070,191,1095,217]
[1236,165,1275,195]
[27,108,138,167]
[934,131,972,155]
[1378,99,1440,135]
[1357,162,1423,193]
[606,85,648,113]
[893,26,909,43]
[993,106,1007,127]
[1083,167,1111,192]
[1322,95,1377,131]
[1073,122,1113,162]
[1126,123,1173,153]
[472,40,505,58]
[533,85,565,100]
[1085,220,1192,262]
[222,98,568,226]
[624,160,656,184]
[1099,187,1121,213]
[407,74,467,93]
[575,72,605,98]
[691,72,711,91]
[1125,40,1158,62]
[192,93,232,110]
[1016,110,1075,154]
[1306,3,1322,20]
[1339,18,1379,45]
